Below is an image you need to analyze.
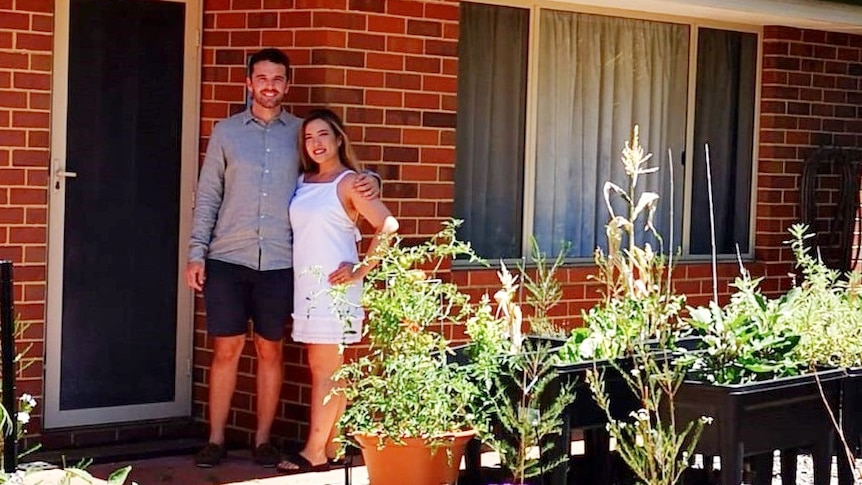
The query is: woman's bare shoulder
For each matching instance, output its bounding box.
[337,171,361,195]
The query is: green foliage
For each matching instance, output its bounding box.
[336,350,482,447]
[358,220,482,354]
[679,277,806,384]
[465,268,576,482]
[559,293,685,363]
[106,466,133,485]
[782,223,862,367]
[333,220,490,449]
[557,128,686,364]
[519,238,569,338]
[485,343,575,482]
[0,316,42,467]
[0,463,136,485]
[675,225,861,384]
[586,352,707,485]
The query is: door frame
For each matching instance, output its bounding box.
[44,0,201,429]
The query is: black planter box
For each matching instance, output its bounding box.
[542,356,640,485]
[540,337,702,485]
[837,366,862,485]
[675,369,844,485]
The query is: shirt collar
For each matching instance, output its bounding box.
[242,107,289,126]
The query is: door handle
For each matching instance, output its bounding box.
[54,169,78,190]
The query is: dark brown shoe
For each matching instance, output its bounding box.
[194,442,226,468]
[253,442,280,468]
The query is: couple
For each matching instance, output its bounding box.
[186,48,397,473]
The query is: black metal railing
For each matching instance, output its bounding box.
[1,260,17,472]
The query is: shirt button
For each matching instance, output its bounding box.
[259,236,264,240]
[260,215,265,219]
[262,192,268,197]
[264,169,270,174]
[266,148,271,153]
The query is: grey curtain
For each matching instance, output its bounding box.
[690,28,757,254]
[534,11,689,257]
[454,3,529,260]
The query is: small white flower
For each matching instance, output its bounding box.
[579,337,598,359]
[630,368,640,377]
[19,394,36,408]
[16,412,29,425]
[700,416,714,425]
[635,433,644,447]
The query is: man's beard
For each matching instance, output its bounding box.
[254,91,283,109]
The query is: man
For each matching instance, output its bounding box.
[186,48,378,468]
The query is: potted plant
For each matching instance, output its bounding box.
[672,227,847,485]
[774,224,862,485]
[461,263,576,485]
[331,220,493,485]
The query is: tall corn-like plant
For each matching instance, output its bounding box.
[584,127,707,485]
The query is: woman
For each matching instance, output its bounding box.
[278,108,398,473]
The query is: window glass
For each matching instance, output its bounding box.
[454,2,530,259]
[454,3,757,261]
[690,28,758,255]
[535,10,688,257]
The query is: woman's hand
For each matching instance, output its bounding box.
[328,261,362,285]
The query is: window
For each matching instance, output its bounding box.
[454,3,758,260]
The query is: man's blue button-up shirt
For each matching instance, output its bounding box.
[189,108,301,271]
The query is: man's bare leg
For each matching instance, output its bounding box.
[208,335,245,444]
[254,334,284,447]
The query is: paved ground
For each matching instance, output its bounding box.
[87,450,371,485]
[38,447,862,485]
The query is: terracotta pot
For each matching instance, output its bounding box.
[354,429,477,485]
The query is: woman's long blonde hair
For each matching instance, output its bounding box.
[299,108,361,174]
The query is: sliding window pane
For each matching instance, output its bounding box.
[690,28,757,255]
[534,10,688,258]
[454,2,529,259]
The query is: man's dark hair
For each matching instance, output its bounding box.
[247,48,291,78]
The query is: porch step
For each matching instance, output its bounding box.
[24,437,207,467]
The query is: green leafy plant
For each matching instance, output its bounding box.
[466,264,575,483]
[557,127,686,364]
[782,223,862,367]
[0,316,42,467]
[486,343,575,483]
[518,238,569,338]
[679,275,807,384]
[0,464,135,485]
[332,220,491,450]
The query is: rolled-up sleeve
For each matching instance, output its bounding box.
[188,126,226,263]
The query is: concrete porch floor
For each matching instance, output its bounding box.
[87,449,371,485]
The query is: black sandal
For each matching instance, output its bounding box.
[276,452,331,475]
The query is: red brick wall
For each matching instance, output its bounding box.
[759,26,862,274]
[0,0,53,439]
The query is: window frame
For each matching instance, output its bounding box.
[456,0,763,266]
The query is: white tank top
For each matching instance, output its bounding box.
[289,170,364,327]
